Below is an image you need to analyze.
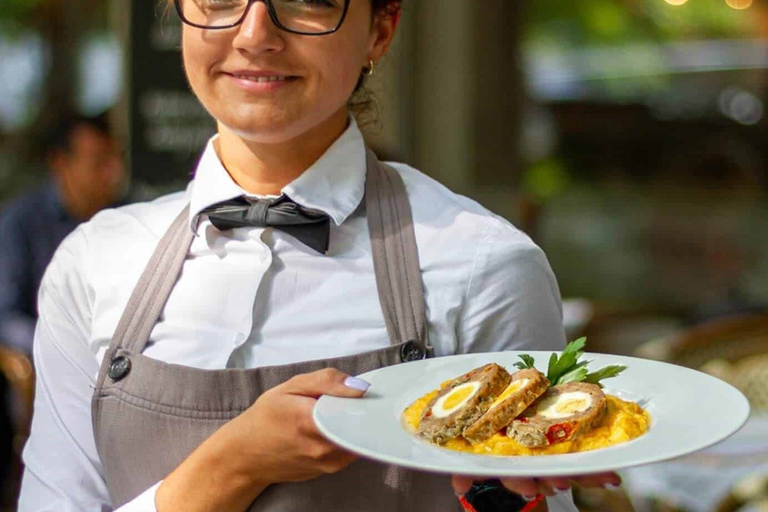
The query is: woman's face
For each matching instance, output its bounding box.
[181,0,396,144]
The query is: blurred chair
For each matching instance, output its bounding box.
[713,474,768,512]
[624,313,768,512]
[573,486,640,512]
[0,346,34,444]
[563,299,682,356]
[639,313,768,374]
[0,346,34,510]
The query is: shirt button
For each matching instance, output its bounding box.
[400,341,426,363]
[108,356,131,381]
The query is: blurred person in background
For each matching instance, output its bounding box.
[0,113,127,356]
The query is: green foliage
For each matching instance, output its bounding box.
[584,365,628,385]
[515,338,628,387]
[525,0,763,47]
[547,337,587,384]
[514,354,536,370]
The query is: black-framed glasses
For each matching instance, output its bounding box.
[174,0,352,36]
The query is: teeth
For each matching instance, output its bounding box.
[234,75,288,83]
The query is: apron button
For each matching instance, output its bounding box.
[400,341,426,362]
[108,356,132,381]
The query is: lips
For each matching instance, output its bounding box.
[229,74,293,83]
[223,70,299,92]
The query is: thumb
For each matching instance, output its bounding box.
[283,368,371,399]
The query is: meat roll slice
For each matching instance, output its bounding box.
[462,368,549,444]
[507,382,607,448]
[418,363,511,444]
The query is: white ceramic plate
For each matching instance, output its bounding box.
[314,352,750,477]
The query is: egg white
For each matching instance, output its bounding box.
[537,391,593,419]
[431,382,481,419]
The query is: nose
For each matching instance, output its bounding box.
[232,1,285,55]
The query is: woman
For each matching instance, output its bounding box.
[18,1,619,511]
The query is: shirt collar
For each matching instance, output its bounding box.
[188,118,367,234]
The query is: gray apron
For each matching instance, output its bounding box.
[91,151,462,511]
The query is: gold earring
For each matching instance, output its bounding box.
[367,59,376,77]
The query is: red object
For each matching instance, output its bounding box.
[459,493,545,512]
[545,422,576,445]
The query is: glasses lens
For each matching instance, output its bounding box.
[272,0,345,34]
[179,0,249,28]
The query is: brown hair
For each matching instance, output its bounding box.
[350,1,402,126]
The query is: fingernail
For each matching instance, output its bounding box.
[523,494,537,501]
[605,483,622,490]
[344,377,370,392]
[556,487,571,494]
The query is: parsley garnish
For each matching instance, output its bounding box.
[515,338,626,387]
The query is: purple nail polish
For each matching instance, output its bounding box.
[344,377,370,392]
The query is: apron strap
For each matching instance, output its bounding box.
[98,149,430,369]
[365,150,432,353]
[93,205,194,393]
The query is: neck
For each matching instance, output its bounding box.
[216,109,350,196]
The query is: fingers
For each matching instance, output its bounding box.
[571,472,622,488]
[451,475,475,497]
[282,368,371,399]
[498,477,543,499]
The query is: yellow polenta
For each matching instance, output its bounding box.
[403,389,650,456]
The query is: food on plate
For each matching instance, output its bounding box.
[403,339,651,456]
[417,363,511,444]
[463,368,550,444]
[508,382,607,447]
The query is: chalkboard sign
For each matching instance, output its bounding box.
[129,2,216,187]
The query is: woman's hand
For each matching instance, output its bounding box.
[156,368,369,512]
[451,472,622,500]
[226,367,369,483]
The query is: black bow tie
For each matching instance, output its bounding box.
[201,196,331,254]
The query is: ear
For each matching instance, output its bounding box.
[367,5,401,64]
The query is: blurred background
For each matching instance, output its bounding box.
[1,0,768,511]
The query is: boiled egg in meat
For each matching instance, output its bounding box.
[430,382,481,419]
[536,391,592,419]
[489,379,530,410]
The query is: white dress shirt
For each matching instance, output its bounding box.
[18,119,575,512]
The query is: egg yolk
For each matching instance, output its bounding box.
[556,398,589,414]
[490,379,527,409]
[443,385,476,410]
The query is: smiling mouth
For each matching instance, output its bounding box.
[229,74,297,83]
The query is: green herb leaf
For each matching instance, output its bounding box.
[565,337,587,355]
[546,338,586,383]
[547,352,559,381]
[584,365,627,387]
[557,366,589,384]
[514,354,536,370]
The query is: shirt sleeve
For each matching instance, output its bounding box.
[457,216,567,355]
[17,227,162,512]
[0,207,37,354]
